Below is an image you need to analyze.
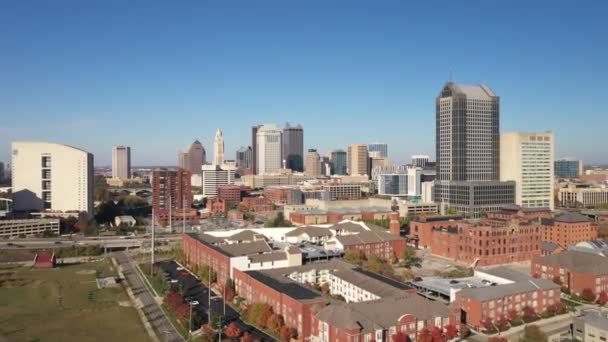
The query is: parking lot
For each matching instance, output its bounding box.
[157,260,274,341]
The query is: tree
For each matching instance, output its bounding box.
[266,313,284,335]
[279,326,297,342]
[430,326,443,341]
[417,328,432,342]
[343,250,367,265]
[444,324,458,340]
[481,317,495,332]
[598,290,608,305]
[224,322,242,339]
[257,304,273,328]
[83,220,99,236]
[488,338,508,342]
[582,287,596,302]
[362,255,394,276]
[521,324,547,342]
[265,212,293,227]
[320,282,330,294]
[507,309,518,321]
[522,306,536,322]
[122,195,148,208]
[459,325,470,338]
[240,332,254,342]
[401,246,418,267]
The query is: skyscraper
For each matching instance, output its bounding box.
[501,132,555,210]
[412,155,430,168]
[112,145,131,179]
[236,146,253,170]
[251,125,262,174]
[435,82,515,216]
[282,123,304,172]
[347,144,369,176]
[178,140,206,175]
[12,142,94,214]
[329,150,347,175]
[213,129,225,166]
[201,164,236,197]
[305,149,321,177]
[256,124,282,175]
[368,143,388,158]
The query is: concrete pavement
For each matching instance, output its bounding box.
[114,252,184,342]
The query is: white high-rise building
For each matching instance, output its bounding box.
[11,142,94,214]
[256,124,282,175]
[412,155,430,168]
[201,164,236,197]
[305,149,322,177]
[112,145,131,179]
[213,128,225,166]
[500,132,555,210]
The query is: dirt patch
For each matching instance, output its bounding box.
[30,279,43,288]
[76,270,96,275]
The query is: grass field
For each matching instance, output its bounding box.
[0,260,150,342]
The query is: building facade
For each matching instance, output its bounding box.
[368,143,388,158]
[213,128,225,166]
[305,149,322,177]
[541,212,597,248]
[329,150,347,175]
[282,123,304,172]
[178,140,206,175]
[347,144,369,177]
[573,309,608,342]
[111,145,131,180]
[0,218,60,238]
[500,132,555,210]
[236,146,253,171]
[434,82,515,216]
[377,173,408,196]
[412,155,430,168]
[256,124,283,175]
[555,159,583,179]
[12,142,94,214]
[201,164,236,198]
[559,183,608,207]
[152,168,194,221]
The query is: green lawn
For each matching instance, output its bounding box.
[0,261,150,342]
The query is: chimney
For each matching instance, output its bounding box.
[389,211,400,236]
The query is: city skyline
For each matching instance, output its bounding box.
[1,1,607,166]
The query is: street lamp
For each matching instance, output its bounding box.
[188,300,199,334]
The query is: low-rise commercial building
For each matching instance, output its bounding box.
[217,185,250,206]
[532,250,608,296]
[559,183,608,207]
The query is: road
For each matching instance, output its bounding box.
[0,235,181,250]
[114,252,184,342]
[158,260,276,342]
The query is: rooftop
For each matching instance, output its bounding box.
[245,270,325,302]
[554,212,592,223]
[534,250,608,275]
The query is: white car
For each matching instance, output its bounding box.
[176,267,184,271]
[169,279,178,284]
[189,300,199,306]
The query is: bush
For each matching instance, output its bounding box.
[598,290,608,305]
[521,324,547,342]
[510,317,524,326]
[581,288,596,302]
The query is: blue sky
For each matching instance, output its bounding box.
[1,0,607,166]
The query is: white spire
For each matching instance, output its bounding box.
[213,128,224,166]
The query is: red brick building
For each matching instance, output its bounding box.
[152,168,195,222]
[312,295,455,342]
[239,197,273,212]
[205,198,226,216]
[325,221,408,261]
[217,185,251,206]
[233,268,327,338]
[409,215,464,249]
[486,205,552,221]
[289,208,393,226]
[455,267,560,330]
[532,250,608,296]
[541,212,598,247]
[263,186,302,205]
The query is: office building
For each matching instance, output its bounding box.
[347,144,369,177]
[282,123,304,172]
[377,174,408,196]
[329,150,347,175]
[305,149,321,177]
[213,128,225,166]
[501,132,555,210]
[111,145,131,180]
[251,125,262,174]
[201,164,236,198]
[0,218,60,238]
[235,146,253,171]
[434,82,515,216]
[368,142,388,158]
[555,159,584,179]
[256,124,282,175]
[11,142,94,214]
[152,168,194,222]
[178,140,206,175]
[412,155,430,168]
[559,183,608,207]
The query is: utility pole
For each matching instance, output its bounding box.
[151,207,155,275]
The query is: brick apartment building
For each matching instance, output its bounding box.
[455,267,560,329]
[289,208,392,226]
[541,212,598,248]
[217,185,251,207]
[264,186,302,205]
[324,220,407,261]
[312,295,455,342]
[409,215,464,249]
[239,197,273,212]
[532,251,608,296]
[152,168,195,221]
